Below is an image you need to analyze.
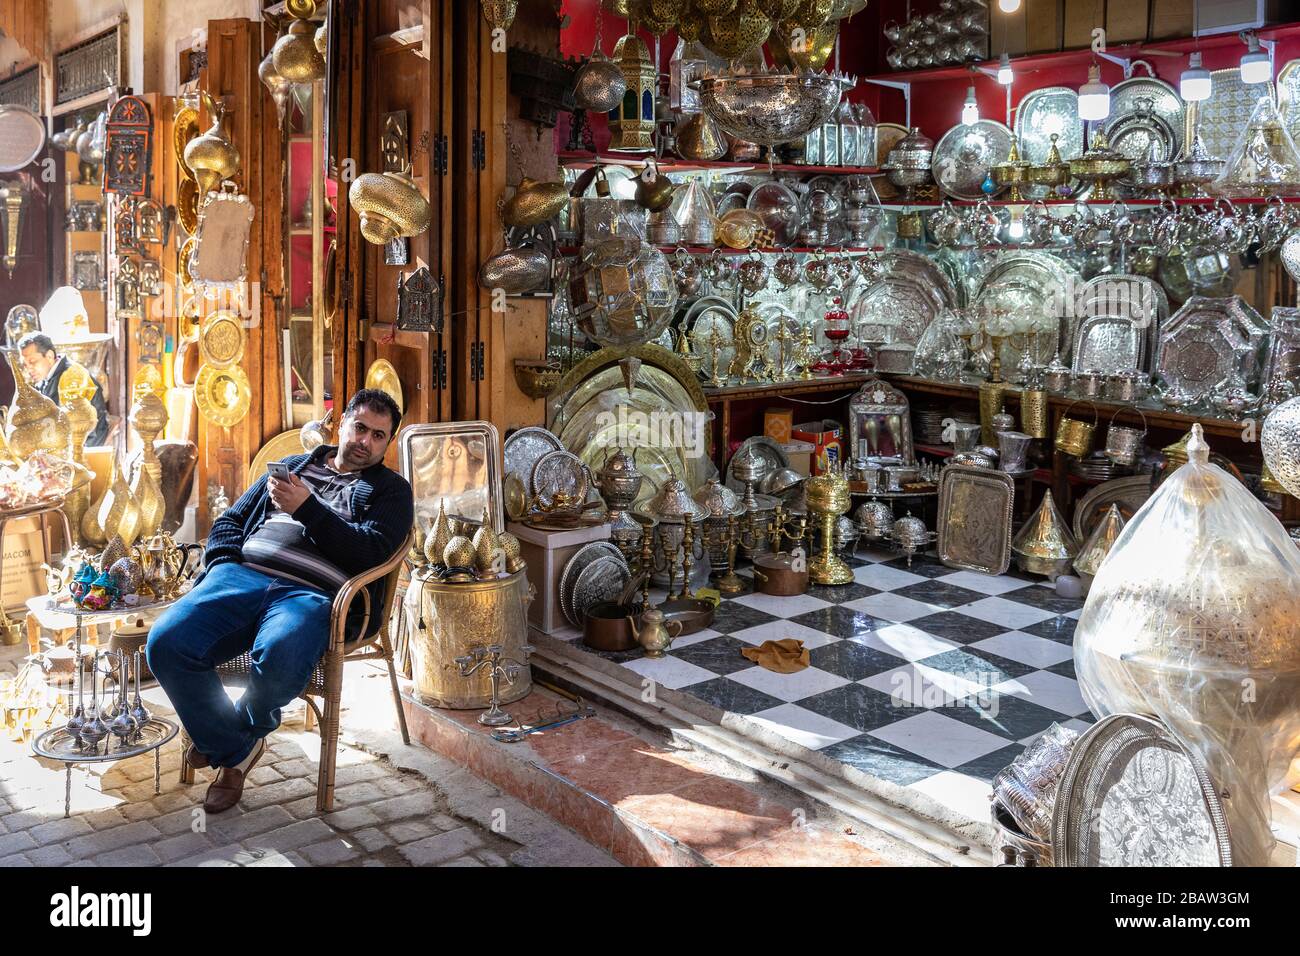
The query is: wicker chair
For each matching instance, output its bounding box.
[177,531,413,811]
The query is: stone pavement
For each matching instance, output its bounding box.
[0,648,618,868]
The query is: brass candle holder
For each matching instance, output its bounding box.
[805,464,853,585]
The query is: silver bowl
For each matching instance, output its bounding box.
[695,71,853,147]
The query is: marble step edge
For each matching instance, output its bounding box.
[528,634,993,867]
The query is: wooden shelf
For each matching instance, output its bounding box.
[704,373,874,402]
[558,244,886,256]
[558,150,879,176]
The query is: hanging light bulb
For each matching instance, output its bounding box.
[1078,63,1110,122]
[962,86,979,126]
[997,0,1021,12]
[997,53,1013,86]
[1180,51,1211,102]
[1240,33,1271,85]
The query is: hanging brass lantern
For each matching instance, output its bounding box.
[608,30,658,153]
[259,50,292,127]
[481,0,519,31]
[184,93,241,197]
[501,177,569,228]
[348,164,431,244]
[702,0,773,59]
[272,17,325,84]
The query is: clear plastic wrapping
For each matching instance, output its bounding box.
[1074,424,1300,865]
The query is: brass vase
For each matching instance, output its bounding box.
[130,462,165,541]
[129,384,168,489]
[3,350,69,459]
[93,455,142,551]
[805,465,853,585]
[60,372,97,547]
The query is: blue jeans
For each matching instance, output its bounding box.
[146,562,332,768]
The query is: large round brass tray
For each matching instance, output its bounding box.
[365,358,404,414]
[247,429,307,487]
[194,363,252,428]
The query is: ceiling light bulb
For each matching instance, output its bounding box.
[997,0,1021,12]
[997,54,1013,86]
[1078,64,1110,122]
[962,86,979,126]
[1180,51,1211,102]
[1240,35,1271,85]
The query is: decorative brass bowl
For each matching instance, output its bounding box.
[991,136,1032,203]
[695,70,852,147]
[513,359,562,400]
[1067,131,1130,202]
[1027,132,1069,190]
[348,167,431,244]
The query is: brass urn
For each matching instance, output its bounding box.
[4,350,70,459]
[805,464,853,585]
[348,165,431,245]
[184,94,241,197]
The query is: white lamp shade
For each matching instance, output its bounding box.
[1240,51,1271,85]
[1181,54,1211,102]
[1078,66,1110,122]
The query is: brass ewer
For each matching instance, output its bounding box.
[805,463,854,585]
[184,92,241,197]
[4,350,70,459]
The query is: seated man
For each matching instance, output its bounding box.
[18,332,110,445]
[147,389,413,813]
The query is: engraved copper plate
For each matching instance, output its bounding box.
[937,464,1014,575]
[932,119,1013,201]
[571,553,632,626]
[1052,713,1231,867]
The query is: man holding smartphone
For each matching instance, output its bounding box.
[146,389,413,813]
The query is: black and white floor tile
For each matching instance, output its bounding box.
[551,544,1096,824]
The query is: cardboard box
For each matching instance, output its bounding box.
[782,440,814,477]
[764,408,794,444]
[792,420,844,475]
[1063,0,1104,49]
[3,516,48,613]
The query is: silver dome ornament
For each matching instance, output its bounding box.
[890,511,934,566]
[1261,395,1300,499]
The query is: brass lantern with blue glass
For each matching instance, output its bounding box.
[609,29,657,152]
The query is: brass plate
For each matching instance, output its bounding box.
[173,106,199,181]
[178,236,197,292]
[178,178,199,235]
[194,363,252,428]
[324,238,337,325]
[872,122,910,200]
[936,465,1014,575]
[365,358,404,413]
[198,310,246,368]
[247,429,307,488]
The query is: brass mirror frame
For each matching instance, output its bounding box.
[848,377,916,465]
[190,186,255,290]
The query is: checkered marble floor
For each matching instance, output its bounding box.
[550,544,1098,825]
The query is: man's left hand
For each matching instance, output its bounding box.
[268,474,312,515]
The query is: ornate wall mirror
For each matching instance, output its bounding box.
[848,377,915,464]
[190,186,254,290]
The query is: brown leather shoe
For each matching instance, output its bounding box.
[186,744,210,770]
[202,740,266,814]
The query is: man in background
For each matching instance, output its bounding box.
[18,332,109,445]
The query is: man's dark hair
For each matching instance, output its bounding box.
[343,388,401,436]
[17,332,56,356]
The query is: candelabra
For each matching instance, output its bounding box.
[653,515,706,602]
[454,643,535,727]
[715,507,766,595]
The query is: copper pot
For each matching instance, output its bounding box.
[582,601,639,651]
[752,552,809,595]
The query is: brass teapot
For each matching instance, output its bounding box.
[630,606,681,658]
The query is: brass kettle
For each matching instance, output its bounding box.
[629,606,682,658]
[184,92,241,197]
[634,159,676,212]
[502,176,568,228]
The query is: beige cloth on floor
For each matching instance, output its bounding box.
[740,638,809,673]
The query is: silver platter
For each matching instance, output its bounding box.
[1192,69,1266,163]
[973,251,1080,364]
[32,717,180,763]
[1075,274,1166,372]
[532,449,589,501]
[504,426,563,491]
[1051,713,1232,867]
[570,553,632,626]
[1014,86,1086,199]
[849,249,956,348]
[1108,75,1185,158]
[936,465,1014,575]
[1072,315,1144,374]
[559,541,624,628]
[1157,293,1266,397]
[725,436,790,495]
[931,119,1013,201]
[1072,474,1153,543]
[1280,60,1300,152]
[687,295,738,380]
[1106,104,1178,195]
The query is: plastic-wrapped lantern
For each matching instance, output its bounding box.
[1073,424,1300,866]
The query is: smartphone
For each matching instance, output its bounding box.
[267,461,291,481]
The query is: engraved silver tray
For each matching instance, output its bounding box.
[936,465,1014,575]
[1075,274,1167,372]
[973,250,1081,363]
[1072,474,1153,543]
[1014,86,1085,199]
[848,250,957,347]
[1157,294,1266,397]
[503,426,563,489]
[532,449,589,501]
[1051,713,1232,867]
[931,119,1013,201]
[1191,69,1266,163]
[570,553,632,626]
[1072,315,1144,374]
[1280,60,1300,152]
[559,541,624,627]
[1109,75,1185,158]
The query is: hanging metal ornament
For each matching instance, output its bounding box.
[608,29,658,152]
[573,7,627,113]
[259,49,292,126]
[702,0,772,59]
[272,15,325,83]
[481,0,519,31]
